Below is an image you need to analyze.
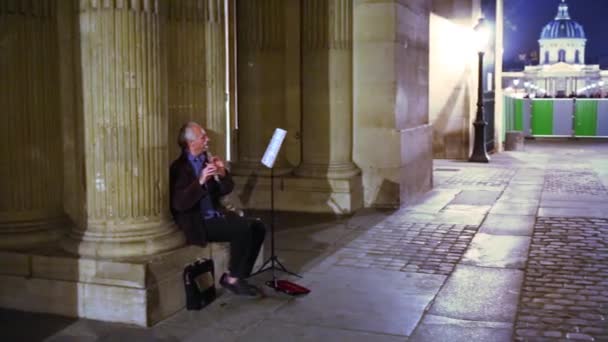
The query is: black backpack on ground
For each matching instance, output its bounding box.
[183,258,217,310]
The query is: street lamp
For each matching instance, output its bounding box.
[469,17,490,163]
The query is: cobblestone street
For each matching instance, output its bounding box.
[334,223,478,275]
[515,217,608,341]
[544,170,608,196]
[1,139,608,341]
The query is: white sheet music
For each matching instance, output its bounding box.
[261,128,287,168]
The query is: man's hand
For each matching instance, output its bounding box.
[210,156,226,177]
[199,164,217,185]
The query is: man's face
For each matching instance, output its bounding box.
[188,126,209,156]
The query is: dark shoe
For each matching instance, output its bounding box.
[220,273,258,297]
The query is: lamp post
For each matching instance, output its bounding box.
[469,17,490,163]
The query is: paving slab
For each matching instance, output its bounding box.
[541,192,608,202]
[269,248,334,275]
[490,202,538,216]
[97,328,179,342]
[479,214,536,236]
[47,336,99,342]
[495,194,540,205]
[151,291,290,340]
[409,314,513,342]
[274,266,446,337]
[539,200,608,209]
[538,207,608,218]
[432,211,486,225]
[345,209,392,230]
[402,189,461,213]
[233,320,405,342]
[428,265,523,322]
[441,204,492,215]
[461,233,531,269]
[0,309,83,341]
[448,190,501,205]
[509,177,545,186]
[274,224,354,252]
[396,211,486,226]
[500,190,542,202]
[505,185,543,193]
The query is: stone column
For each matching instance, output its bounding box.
[205,0,227,157]
[63,0,184,258]
[295,0,360,179]
[166,0,227,158]
[234,0,291,175]
[0,0,66,250]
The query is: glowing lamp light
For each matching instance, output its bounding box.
[473,18,490,53]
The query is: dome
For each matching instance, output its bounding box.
[539,0,585,40]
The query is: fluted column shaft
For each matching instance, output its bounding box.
[296,0,359,178]
[0,0,66,250]
[167,0,227,158]
[234,0,291,175]
[63,0,184,258]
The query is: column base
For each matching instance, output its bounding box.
[0,243,262,327]
[229,173,363,214]
[61,221,186,259]
[0,216,69,251]
[294,162,361,179]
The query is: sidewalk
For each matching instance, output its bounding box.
[1,139,607,342]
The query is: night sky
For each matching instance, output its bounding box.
[503,0,608,70]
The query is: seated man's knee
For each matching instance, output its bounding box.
[251,219,266,236]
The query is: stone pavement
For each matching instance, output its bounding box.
[1,139,607,342]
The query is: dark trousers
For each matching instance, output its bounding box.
[205,215,266,279]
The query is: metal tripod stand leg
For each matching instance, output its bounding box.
[247,165,302,282]
[249,256,301,278]
[273,257,301,278]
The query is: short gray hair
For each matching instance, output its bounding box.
[177,121,201,150]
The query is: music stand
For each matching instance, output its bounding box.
[249,128,303,290]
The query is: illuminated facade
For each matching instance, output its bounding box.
[503,0,608,97]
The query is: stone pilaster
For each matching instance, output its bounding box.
[0,0,67,250]
[233,0,291,175]
[62,0,184,258]
[166,0,227,158]
[296,0,360,179]
[354,0,433,208]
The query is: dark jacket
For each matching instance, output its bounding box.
[169,152,234,246]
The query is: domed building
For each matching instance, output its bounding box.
[504,0,608,97]
[539,0,586,65]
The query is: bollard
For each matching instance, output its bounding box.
[505,131,525,151]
